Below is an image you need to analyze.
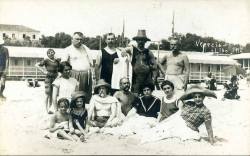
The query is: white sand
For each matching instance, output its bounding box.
[0,80,250,155]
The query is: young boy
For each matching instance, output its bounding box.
[47,98,76,141]
[35,49,60,113]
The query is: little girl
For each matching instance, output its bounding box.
[35,48,60,114]
[69,91,88,142]
[47,98,75,141]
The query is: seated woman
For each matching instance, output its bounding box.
[88,79,124,129]
[224,75,240,100]
[102,82,161,136]
[127,82,161,118]
[141,85,217,145]
[51,61,79,113]
[157,80,182,122]
[209,75,217,90]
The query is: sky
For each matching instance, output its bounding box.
[0,0,250,45]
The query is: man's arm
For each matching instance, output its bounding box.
[4,49,9,75]
[158,56,167,75]
[183,54,190,90]
[95,51,102,80]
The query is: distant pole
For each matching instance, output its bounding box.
[172,10,175,37]
[121,18,125,47]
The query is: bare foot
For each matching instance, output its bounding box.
[80,135,86,142]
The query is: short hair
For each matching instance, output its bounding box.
[105,32,115,40]
[58,61,72,73]
[119,77,129,86]
[57,98,69,108]
[140,82,155,93]
[70,96,86,108]
[47,48,55,54]
[161,80,174,90]
[73,32,84,37]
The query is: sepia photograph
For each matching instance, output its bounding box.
[0,0,250,155]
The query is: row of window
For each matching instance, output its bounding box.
[2,33,36,39]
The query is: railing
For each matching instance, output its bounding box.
[7,66,45,79]
[189,72,230,83]
[7,66,231,83]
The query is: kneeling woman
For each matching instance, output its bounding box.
[88,79,124,128]
[141,85,216,145]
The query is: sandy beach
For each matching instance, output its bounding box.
[0,80,250,155]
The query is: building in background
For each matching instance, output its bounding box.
[230,53,250,72]
[0,24,40,41]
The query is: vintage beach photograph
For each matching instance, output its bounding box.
[0,0,250,155]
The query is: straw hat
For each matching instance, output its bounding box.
[132,30,151,41]
[179,84,217,101]
[71,91,86,102]
[0,38,5,45]
[94,79,111,94]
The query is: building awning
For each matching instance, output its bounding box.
[152,50,238,65]
[229,53,250,59]
[6,46,100,60]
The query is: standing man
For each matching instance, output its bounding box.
[113,77,136,116]
[158,38,190,96]
[96,33,119,94]
[0,38,9,99]
[63,32,94,103]
[123,30,157,95]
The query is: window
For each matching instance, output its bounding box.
[3,33,6,38]
[23,34,26,39]
[12,33,15,39]
[14,59,18,66]
[32,35,36,39]
[27,60,31,66]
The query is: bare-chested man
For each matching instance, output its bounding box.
[158,38,190,96]
[113,77,136,116]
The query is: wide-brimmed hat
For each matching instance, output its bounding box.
[132,30,151,41]
[179,84,217,101]
[0,38,5,45]
[94,79,111,94]
[71,91,86,102]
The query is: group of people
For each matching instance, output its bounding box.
[28,30,219,145]
[0,28,246,145]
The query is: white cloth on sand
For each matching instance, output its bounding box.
[101,113,157,136]
[140,111,200,143]
[111,49,132,90]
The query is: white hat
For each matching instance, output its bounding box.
[0,38,5,45]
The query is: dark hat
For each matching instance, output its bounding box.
[179,84,217,101]
[140,82,155,92]
[132,30,151,41]
[94,79,111,94]
[71,91,86,102]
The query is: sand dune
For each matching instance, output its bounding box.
[0,80,249,155]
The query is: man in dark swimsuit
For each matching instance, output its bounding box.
[96,33,119,95]
[0,38,9,99]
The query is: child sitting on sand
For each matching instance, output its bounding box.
[46,98,76,141]
[69,91,88,142]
